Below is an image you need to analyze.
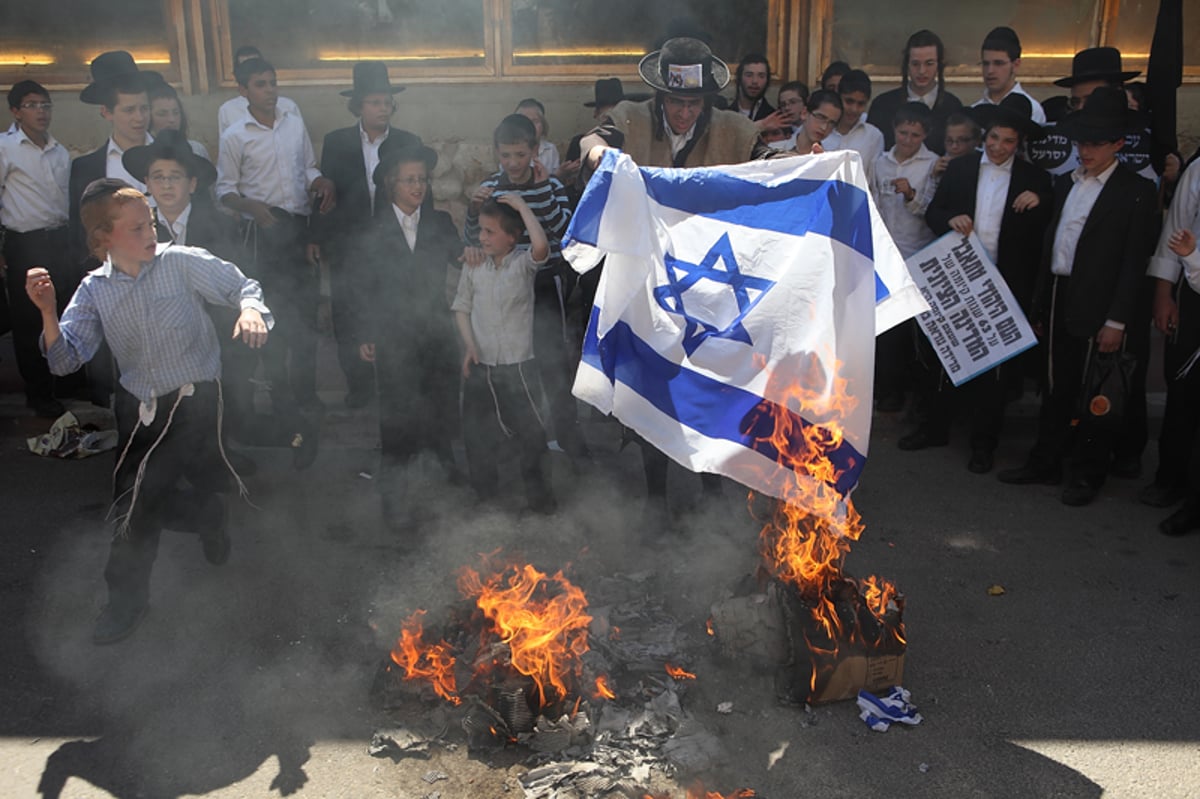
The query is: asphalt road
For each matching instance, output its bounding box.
[1,333,1197,799]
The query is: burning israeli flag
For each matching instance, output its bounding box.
[563,149,926,502]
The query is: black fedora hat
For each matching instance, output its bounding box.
[1053,47,1140,88]
[122,130,217,189]
[373,140,437,187]
[1054,86,1134,142]
[638,37,729,95]
[584,77,651,108]
[968,93,1045,140]
[79,50,161,105]
[340,61,405,98]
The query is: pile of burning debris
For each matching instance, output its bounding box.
[369,371,906,796]
[370,562,734,798]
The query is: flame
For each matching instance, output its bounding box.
[459,563,592,709]
[665,663,697,680]
[705,618,715,636]
[748,359,904,698]
[594,675,616,700]
[389,610,461,705]
[643,787,757,799]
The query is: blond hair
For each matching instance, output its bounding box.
[80,187,148,260]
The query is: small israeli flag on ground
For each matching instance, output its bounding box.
[563,149,927,501]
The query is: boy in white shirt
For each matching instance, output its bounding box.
[452,193,555,514]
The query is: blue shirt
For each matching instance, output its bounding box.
[44,242,272,403]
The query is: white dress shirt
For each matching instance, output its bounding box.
[392,204,419,251]
[106,134,154,195]
[823,117,885,182]
[217,95,301,135]
[361,123,389,205]
[663,120,697,159]
[158,202,192,245]
[907,83,938,110]
[974,152,1013,263]
[216,106,322,217]
[536,139,561,176]
[1051,159,1120,277]
[871,144,939,258]
[972,82,1047,125]
[0,127,69,232]
[451,247,546,366]
[1149,157,1200,287]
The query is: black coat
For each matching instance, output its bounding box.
[68,145,106,270]
[1033,163,1157,338]
[867,87,963,155]
[925,154,1053,311]
[347,204,463,351]
[314,124,422,255]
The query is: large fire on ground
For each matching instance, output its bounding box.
[388,559,600,721]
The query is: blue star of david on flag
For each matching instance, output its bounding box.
[653,232,776,355]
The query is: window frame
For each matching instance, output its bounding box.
[206,0,789,87]
[807,0,1200,86]
[0,0,192,93]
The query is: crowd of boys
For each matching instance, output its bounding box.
[2,23,1199,644]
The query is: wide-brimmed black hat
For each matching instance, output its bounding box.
[1053,47,1140,88]
[638,37,729,95]
[122,130,217,189]
[340,61,405,98]
[79,51,162,105]
[584,77,651,108]
[968,93,1045,140]
[373,140,437,186]
[1054,86,1135,142]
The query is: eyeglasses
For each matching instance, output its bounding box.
[19,101,53,111]
[394,176,429,186]
[148,174,188,186]
[809,110,837,127]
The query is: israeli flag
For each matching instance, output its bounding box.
[563,150,927,501]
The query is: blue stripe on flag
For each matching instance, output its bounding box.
[562,158,615,248]
[582,306,865,496]
[639,167,875,261]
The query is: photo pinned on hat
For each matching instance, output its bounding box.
[638,37,730,95]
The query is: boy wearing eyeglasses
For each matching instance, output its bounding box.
[0,80,73,417]
[349,142,469,531]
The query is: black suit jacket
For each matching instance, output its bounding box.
[925,154,1053,310]
[1033,163,1157,338]
[155,200,246,267]
[868,87,963,155]
[346,205,463,351]
[314,124,422,255]
[68,145,107,270]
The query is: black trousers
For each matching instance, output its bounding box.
[104,382,223,610]
[375,334,458,488]
[328,251,374,396]
[461,361,550,506]
[2,227,79,401]
[917,361,1014,452]
[1154,284,1200,490]
[250,215,318,406]
[1028,278,1124,486]
[533,271,582,449]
